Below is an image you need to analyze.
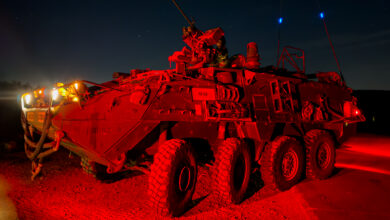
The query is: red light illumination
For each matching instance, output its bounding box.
[355,109,360,116]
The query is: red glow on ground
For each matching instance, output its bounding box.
[1,134,390,219]
[335,163,390,176]
[336,134,390,176]
[342,135,390,158]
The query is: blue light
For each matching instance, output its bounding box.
[320,12,324,19]
[278,17,283,24]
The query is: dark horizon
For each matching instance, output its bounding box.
[1,0,389,90]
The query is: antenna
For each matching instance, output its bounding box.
[315,0,345,82]
[276,0,283,66]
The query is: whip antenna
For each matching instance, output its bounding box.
[316,0,345,82]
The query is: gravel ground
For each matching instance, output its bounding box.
[0,148,314,220]
[0,100,315,219]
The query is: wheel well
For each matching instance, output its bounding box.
[182,138,214,166]
[271,123,304,142]
[243,138,256,163]
[304,128,340,148]
[323,129,340,148]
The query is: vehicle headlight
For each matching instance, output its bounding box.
[24,94,32,105]
[52,89,59,101]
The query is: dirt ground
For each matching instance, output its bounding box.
[0,147,317,220]
[3,134,390,219]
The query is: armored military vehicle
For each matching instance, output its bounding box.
[20,1,365,217]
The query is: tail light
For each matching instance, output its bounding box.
[354,109,361,116]
[344,100,362,118]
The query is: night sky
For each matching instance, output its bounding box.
[1,0,389,90]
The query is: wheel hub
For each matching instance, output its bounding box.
[282,149,299,181]
[317,142,331,169]
[178,165,191,192]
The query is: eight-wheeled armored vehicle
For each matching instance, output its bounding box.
[20,1,365,217]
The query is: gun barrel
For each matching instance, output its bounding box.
[171,0,193,26]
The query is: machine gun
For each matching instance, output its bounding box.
[171,0,195,27]
[169,0,225,70]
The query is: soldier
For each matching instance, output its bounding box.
[212,36,229,68]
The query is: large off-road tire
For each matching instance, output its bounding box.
[260,136,304,191]
[148,139,197,217]
[214,138,251,204]
[305,129,336,180]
